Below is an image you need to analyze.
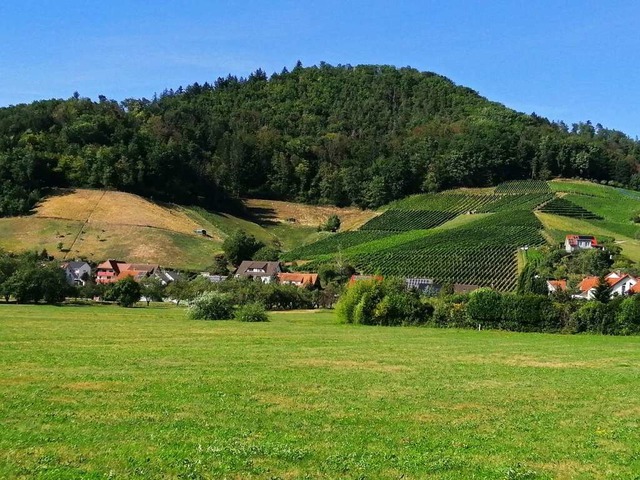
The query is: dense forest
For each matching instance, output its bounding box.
[1,62,639,216]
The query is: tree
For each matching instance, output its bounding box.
[165,279,191,305]
[40,264,70,304]
[592,275,612,303]
[110,276,141,307]
[252,245,281,262]
[322,214,341,232]
[187,292,234,320]
[209,254,229,275]
[222,231,265,266]
[516,264,548,295]
[140,276,164,306]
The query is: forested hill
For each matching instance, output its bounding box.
[2,63,639,217]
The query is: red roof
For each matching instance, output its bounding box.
[547,280,567,291]
[278,272,319,287]
[566,235,598,247]
[579,274,633,292]
[631,283,640,294]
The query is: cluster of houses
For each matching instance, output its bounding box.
[547,234,638,299]
[59,259,321,289]
[60,233,634,300]
[548,272,639,299]
[60,260,182,287]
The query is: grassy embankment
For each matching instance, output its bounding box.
[1,304,639,479]
[0,190,375,270]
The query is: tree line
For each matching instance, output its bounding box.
[2,62,640,217]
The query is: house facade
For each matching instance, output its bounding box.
[96,260,158,284]
[61,261,92,286]
[235,261,281,284]
[577,272,638,299]
[565,235,599,253]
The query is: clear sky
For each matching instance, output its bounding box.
[1,0,638,137]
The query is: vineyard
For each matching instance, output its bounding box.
[494,180,551,195]
[538,198,603,220]
[478,193,554,213]
[281,231,396,260]
[360,210,456,231]
[349,212,545,290]
[281,180,630,290]
[387,193,497,213]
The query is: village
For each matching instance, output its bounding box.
[56,233,640,303]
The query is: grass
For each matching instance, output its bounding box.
[2,305,639,479]
[1,189,362,269]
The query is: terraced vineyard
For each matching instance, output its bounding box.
[352,246,519,289]
[287,183,552,289]
[494,180,551,195]
[478,193,554,213]
[350,212,545,290]
[388,193,496,213]
[360,210,456,231]
[281,231,396,260]
[538,198,603,220]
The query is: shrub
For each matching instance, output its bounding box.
[188,292,234,320]
[235,302,269,322]
[466,288,502,327]
[500,294,559,332]
[571,301,615,333]
[109,276,142,307]
[616,295,640,335]
[336,278,431,326]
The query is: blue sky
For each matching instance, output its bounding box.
[1,1,638,137]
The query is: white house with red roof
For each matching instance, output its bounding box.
[546,279,567,293]
[565,235,600,253]
[577,272,637,299]
[96,260,158,284]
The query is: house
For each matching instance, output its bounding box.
[201,273,227,283]
[153,268,183,285]
[546,280,567,293]
[61,261,92,286]
[96,260,158,284]
[565,235,599,253]
[577,272,638,299]
[278,272,319,288]
[405,278,440,295]
[235,261,281,283]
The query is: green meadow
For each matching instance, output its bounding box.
[1,305,639,479]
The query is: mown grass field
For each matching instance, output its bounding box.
[1,305,639,479]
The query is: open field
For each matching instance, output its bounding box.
[1,305,639,479]
[0,189,373,268]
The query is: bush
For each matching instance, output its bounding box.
[188,292,234,320]
[466,288,502,327]
[336,278,431,326]
[571,301,615,334]
[108,276,142,307]
[616,295,640,335]
[235,302,269,322]
[500,294,559,332]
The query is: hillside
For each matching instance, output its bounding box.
[0,189,373,269]
[1,64,640,218]
[285,180,640,290]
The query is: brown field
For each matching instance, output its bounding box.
[243,198,378,230]
[1,189,375,268]
[35,189,208,237]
